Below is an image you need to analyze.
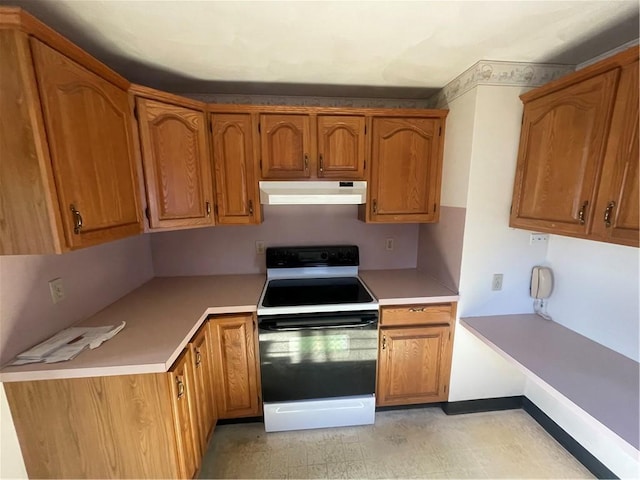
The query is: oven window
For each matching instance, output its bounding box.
[259,322,377,403]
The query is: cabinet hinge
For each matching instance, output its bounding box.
[144,206,150,221]
[364,160,366,170]
[433,203,437,212]
[439,126,442,136]
[448,331,451,340]
[510,204,513,215]
[133,104,138,120]
[214,203,219,216]
[209,118,213,132]
[259,158,263,169]
[364,124,367,135]
[444,384,448,393]
[258,122,261,134]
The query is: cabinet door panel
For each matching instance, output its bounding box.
[169,349,200,479]
[137,98,214,228]
[211,113,260,224]
[190,323,216,455]
[30,39,141,248]
[377,325,449,406]
[593,61,639,246]
[510,70,619,235]
[260,114,311,178]
[317,115,365,179]
[370,118,442,222]
[210,314,261,419]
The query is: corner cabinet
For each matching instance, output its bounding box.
[360,116,446,223]
[376,303,456,407]
[210,313,262,419]
[0,27,142,254]
[134,88,215,229]
[510,46,639,247]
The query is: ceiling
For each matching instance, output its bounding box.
[7,0,640,98]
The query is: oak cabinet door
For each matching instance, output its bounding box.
[369,117,443,222]
[377,325,451,406]
[136,98,214,229]
[211,113,260,224]
[592,60,639,247]
[260,114,311,178]
[189,323,217,456]
[317,115,366,179]
[169,349,200,479]
[510,69,619,236]
[30,39,142,248]
[210,314,261,419]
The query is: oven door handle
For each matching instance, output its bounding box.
[261,319,377,331]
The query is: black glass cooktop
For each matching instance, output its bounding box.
[262,277,373,307]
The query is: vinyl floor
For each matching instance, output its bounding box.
[199,408,594,479]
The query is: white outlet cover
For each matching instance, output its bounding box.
[48,278,65,304]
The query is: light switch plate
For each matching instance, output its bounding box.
[255,241,266,255]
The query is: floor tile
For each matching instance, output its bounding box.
[199,409,595,479]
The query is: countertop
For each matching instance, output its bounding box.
[462,314,639,451]
[0,269,458,382]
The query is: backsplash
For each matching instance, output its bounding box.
[151,205,419,275]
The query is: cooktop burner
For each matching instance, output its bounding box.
[261,276,373,308]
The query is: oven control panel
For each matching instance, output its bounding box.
[266,245,359,268]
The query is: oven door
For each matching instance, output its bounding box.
[258,311,378,403]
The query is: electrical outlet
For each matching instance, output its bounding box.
[255,241,266,255]
[491,274,503,291]
[530,233,549,245]
[385,238,394,251]
[49,278,65,304]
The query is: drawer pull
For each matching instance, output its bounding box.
[409,307,426,312]
[382,335,386,350]
[195,350,202,367]
[176,376,185,399]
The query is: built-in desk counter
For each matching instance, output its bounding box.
[462,314,639,453]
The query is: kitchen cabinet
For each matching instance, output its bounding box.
[0,26,142,254]
[4,349,203,479]
[510,46,639,247]
[362,117,445,223]
[134,87,215,229]
[259,113,312,179]
[169,348,201,479]
[211,113,261,224]
[376,303,456,407]
[189,322,217,456]
[210,313,262,419]
[317,115,366,179]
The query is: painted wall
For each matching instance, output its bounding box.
[0,234,154,479]
[151,205,419,275]
[545,237,639,362]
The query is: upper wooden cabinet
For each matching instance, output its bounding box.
[259,114,311,179]
[510,46,639,247]
[211,113,261,224]
[0,25,142,254]
[135,91,215,229]
[363,117,445,223]
[317,115,366,179]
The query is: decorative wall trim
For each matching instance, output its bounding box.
[185,93,431,109]
[429,60,575,108]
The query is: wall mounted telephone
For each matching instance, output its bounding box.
[531,266,553,320]
[530,266,553,299]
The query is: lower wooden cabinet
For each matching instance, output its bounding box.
[210,313,262,419]
[189,322,217,456]
[376,303,456,407]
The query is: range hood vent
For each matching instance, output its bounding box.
[259,181,367,205]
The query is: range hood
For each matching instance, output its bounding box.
[259,181,367,205]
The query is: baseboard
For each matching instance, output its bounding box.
[376,402,444,412]
[522,398,617,480]
[442,395,524,415]
[216,416,263,425]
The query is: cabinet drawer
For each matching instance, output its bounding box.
[381,304,452,326]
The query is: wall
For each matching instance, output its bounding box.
[546,237,639,362]
[0,234,154,479]
[151,205,419,275]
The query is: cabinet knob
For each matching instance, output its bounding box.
[248,199,254,216]
[382,335,386,350]
[304,154,309,170]
[604,201,616,227]
[372,200,377,215]
[578,201,588,225]
[206,201,211,217]
[70,204,83,234]
[409,307,425,312]
[195,350,202,367]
